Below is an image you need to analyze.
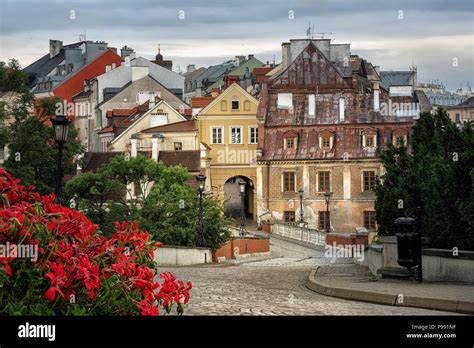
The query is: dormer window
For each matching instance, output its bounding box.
[285,137,296,149]
[365,136,375,147]
[395,136,405,146]
[322,137,331,148]
[392,129,408,147]
[319,132,334,150]
[362,128,377,149]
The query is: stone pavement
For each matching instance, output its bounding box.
[162,264,455,315]
[307,264,474,314]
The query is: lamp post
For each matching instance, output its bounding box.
[238,180,247,236]
[298,188,304,225]
[324,191,332,232]
[51,115,70,203]
[196,174,207,247]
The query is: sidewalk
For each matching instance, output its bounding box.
[306,264,474,314]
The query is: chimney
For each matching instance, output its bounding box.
[281,42,290,69]
[49,40,63,58]
[211,88,219,98]
[149,92,156,110]
[187,64,196,73]
[235,55,246,66]
[120,45,134,60]
[248,54,254,60]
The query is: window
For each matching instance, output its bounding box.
[318,171,330,192]
[285,137,296,149]
[230,127,242,144]
[339,97,345,121]
[365,136,375,147]
[364,211,376,229]
[322,137,331,149]
[211,127,223,144]
[174,142,182,151]
[395,136,405,146]
[277,93,293,109]
[308,94,316,117]
[283,172,295,192]
[363,171,376,191]
[231,97,239,110]
[284,211,296,222]
[455,113,460,123]
[318,211,330,230]
[249,127,258,144]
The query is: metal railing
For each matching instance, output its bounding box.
[271,222,326,246]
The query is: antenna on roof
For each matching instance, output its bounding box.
[74,29,87,42]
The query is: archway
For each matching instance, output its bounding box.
[223,176,254,219]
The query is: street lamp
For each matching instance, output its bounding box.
[238,180,247,236]
[196,174,207,247]
[298,188,304,225]
[51,115,70,203]
[324,191,332,232]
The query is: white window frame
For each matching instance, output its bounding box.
[230,126,243,144]
[249,126,258,144]
[211,126,224,144]
[362,134,377,148]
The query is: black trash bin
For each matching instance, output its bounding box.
[395,217,419,269]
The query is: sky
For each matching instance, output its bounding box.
[0,0,473,91]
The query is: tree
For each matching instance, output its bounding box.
[375,109,474,250]
[141,174,232,251]
[4,115,82,196]
[0,60,83,196]
[66,155,232,249]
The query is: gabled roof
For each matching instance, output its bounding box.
[141,119,197,133]
[207,57,265,91]
[110,99,186,145]
[197,82,258,116]
[183,67,206,81]
[24,42,83,79]
[270,42,351,89]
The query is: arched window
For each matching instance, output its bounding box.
[244,100,250,111]
[221,100,227,111]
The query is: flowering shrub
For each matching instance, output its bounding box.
[0,169,191,315]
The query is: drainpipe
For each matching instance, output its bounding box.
[266,162,270,210]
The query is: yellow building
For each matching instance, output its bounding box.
[196,83,259,219]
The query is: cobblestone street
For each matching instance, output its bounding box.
[162,236,452,315]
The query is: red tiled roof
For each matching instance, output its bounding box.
[191,97,214,108]
[99,126,114,134]
[141,119,197,134]
[158,150,201,173]
[106,108,136,118]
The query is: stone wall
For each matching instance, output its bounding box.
[154,246,212,266]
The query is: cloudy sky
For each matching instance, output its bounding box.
[0,0,472,90]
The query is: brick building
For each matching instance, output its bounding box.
[256,39,430,235]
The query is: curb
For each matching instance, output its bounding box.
[306,267,474,315]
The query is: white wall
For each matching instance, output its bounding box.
[96,57,185,104]
[154,246,212,266]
